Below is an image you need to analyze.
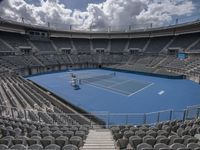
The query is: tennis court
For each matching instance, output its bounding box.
[27,69,200,121]
[75,72,154,96]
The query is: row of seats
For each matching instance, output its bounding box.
[111,119,200,149]
[0,116,90,149]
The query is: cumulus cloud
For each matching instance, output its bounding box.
[0,0,196,30]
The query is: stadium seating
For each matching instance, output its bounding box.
[111,119,200,149]
[72,38,91,54]
[0,31,30,50]
[31,40,56,51]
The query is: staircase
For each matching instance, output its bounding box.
[82,129,116,150]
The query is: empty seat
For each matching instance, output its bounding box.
[157,130,169,137]
[52,130,63,138]
[123,130,134,139]
[116,138,128,149]
[137,143,153,150]
[169,135,184,145]
[187,143,200,150]
[136,130,146,138]
[69,136,83,148]
[0,144,8,150]
[27,136,41,146]
[75,130,86,140]
[129,135,142,148]
[0,136,14,146]
[62,144,78,150]
[154,143,169,150]
[41,136,55,148]
[12,136,28,145]
[144,137,156,147]
[146,130,158,138]
[45,144,61,150]
[63,131,74,139]
[55,136,69,148]
[170,143,185,150]
[41,130,52,138]
[113,132,123,140]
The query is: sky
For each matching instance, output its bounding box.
[0,0,199,30]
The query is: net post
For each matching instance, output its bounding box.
[107,112,110,128]
[196,107,200,119]
[143,113,146,124]
[157,112,160,123]
[183,109,187,121]
[125,114,128,125]
[169,110,173,120]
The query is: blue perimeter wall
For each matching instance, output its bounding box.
[25,67,186,80]
[102,67,186,79]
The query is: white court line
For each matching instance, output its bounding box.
[86,80,154,97]
[128,83,154,97]
[86,82,129,96]
[89,81,131,95]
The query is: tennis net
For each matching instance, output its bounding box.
[79,73,115,84]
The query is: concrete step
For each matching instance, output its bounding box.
[82,146,115,149]
[82,129,116,150]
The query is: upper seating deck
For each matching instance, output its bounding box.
[0,31,30,50]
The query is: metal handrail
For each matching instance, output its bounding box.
[0,104,199,126]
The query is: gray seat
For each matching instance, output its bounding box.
[110,126,120,134]
[157,130,169,137]
[116,138,128,149]
[146,130,158,138]
[0,136,14,146]
[130,126,139,132]
[52,130,63,139]
[154,143,169,150]
[69,136,83,148]
[12,136,28,145]
[124,130,135,139]
[62,144,78,150]
[170,143,185,150]
[63,131,74,139]
[169,135,179,145]
[45,144,61,150]
[41,136,55,148]
[10,144,26,150]
[144,137,156,147]
[187,143,200,150]
[184,137,198,145]
[79,126,89,134]
[41,130,52,138]
[137,143,152,150]
[27,136,41,146]
[113,132,123,140]
[0,144,9,150]
[28,144,43,150]
[136,130,146,138]
[55,136,69,148]
[75,130,86,140]
[129,135,142,148]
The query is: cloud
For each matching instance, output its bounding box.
[0,0,196,30]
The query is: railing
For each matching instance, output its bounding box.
[0,13,200,32]
[0,104,199,127]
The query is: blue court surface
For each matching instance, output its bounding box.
[27,69,200,124]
